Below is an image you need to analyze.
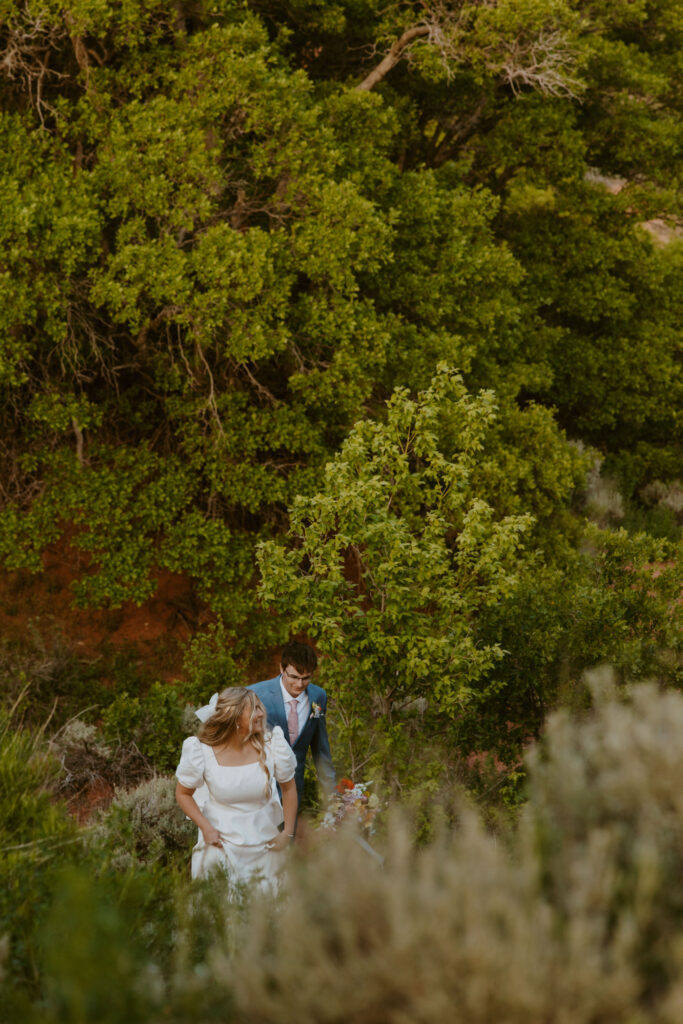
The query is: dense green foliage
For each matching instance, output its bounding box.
[259,368,681,787]
[0,0,681,785]
[1,2,681,1015]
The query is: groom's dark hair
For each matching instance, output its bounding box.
[281,641,318,674]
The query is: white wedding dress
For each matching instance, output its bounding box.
[176,725,297,893]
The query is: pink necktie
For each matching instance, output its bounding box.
[287,699,299,745]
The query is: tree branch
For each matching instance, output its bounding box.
[355,3,582,101]
[355,25,430,92]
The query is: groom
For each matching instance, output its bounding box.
[248,641,335,807]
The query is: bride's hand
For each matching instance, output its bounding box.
[201,825,223,848]
[266,831,293,852]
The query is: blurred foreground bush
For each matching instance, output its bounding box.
[6,676,683,1021]
[230,679,683,1023]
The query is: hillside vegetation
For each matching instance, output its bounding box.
[4,677,683,1020]
[0,0,681,1016]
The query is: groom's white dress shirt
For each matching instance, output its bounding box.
[279,676,309,737]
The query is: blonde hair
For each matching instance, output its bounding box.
[198,687,271,797]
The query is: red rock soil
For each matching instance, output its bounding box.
[0,538,212,819]
[0,537,288,820]
[0,537,211,680]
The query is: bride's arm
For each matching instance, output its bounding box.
[281,778,298,839]
[175,783,223,848]
[268,778,298,851]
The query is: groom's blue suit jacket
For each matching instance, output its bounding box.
[247,676,336,802]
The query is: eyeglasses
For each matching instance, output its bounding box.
[284,668,313,684]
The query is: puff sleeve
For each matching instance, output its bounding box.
[270,725,297,784]
[175,736,205,789]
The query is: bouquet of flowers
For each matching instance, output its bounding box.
[319,777,381,837]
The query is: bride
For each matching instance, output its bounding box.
[175,687,297,892]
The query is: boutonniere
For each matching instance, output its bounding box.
[309,702,324,719]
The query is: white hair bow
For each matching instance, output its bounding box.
[195,692,219,723]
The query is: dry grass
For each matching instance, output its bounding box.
[49,719,153,816]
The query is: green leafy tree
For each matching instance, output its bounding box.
[0,5,399,626]
[258,367,546,785]
[258,367,681,786]
[253,0,683,492]
[0,0,680,646]
[0,0,564,624]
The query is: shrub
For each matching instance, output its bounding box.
[177,622,245,706]
[89,776,195,871]
[0,705,81,1000]
[9,678,683,1022]
[526,670,683,999]
[102,682,186,773]
[0,629,104,728]
[48,719,152,807]
[32,864,200,1024]
[0,630,152,730]
[197,679,683,1023]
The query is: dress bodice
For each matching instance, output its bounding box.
[176,726,296,848]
